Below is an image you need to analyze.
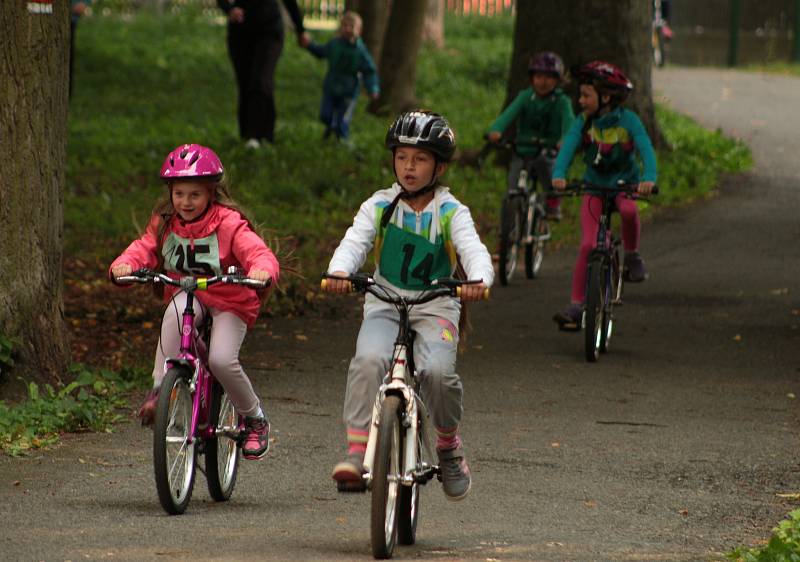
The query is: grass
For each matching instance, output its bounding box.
[0,10,752,456]
[727,509,800,561]
[740,62,800,76]
[67,12,751,282]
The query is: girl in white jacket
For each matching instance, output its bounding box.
[322,111,494,500]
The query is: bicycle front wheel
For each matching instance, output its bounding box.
[153,367,197,515]
[600,246,621,353]
[371,395,402,559]
[498,196,522,286]
[397,419,420,546]
[584,257,605,363]
[525,207,547,279]
[206,381,240,502]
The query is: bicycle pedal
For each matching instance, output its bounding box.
[612,299,623,306]
[336,480,367,493]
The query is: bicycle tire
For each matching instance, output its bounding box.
[584,257,605,363]
[525,207,546,279]
[600,246,621,353]
[397,417,420,546]
[153,367,196,515]
[206,381,240,502]
[371,395,402,559]
[498,196,522,286]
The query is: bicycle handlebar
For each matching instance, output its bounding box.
[556,181,659,197]
[115,268,271,290]
[320,273,490,302]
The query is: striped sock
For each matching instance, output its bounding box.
[346,428,369,456]
[436,426,462,451]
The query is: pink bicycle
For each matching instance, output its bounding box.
[116,267,268,515]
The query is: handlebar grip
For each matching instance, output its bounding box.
[455,286,491,300]
[320,277,355,292]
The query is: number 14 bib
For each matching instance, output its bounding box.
[379,223,452,290]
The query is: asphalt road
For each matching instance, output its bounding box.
[2,67,799,562]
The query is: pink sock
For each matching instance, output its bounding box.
[436,426,462,451]
[346,428,368,457]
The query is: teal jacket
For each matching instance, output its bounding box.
[488,87,574,156]
[553,107,657,187]
[308,37,379,99]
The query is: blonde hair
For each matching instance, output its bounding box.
[341,10,362,31]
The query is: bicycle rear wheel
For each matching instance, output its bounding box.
[153,367,196,515]
[525,206,547,279]
[584,257,606,363]
[498,196,523,286]
[371,395,402,559]
[206,381,240,502]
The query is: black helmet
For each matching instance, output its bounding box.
[385,110,456,162]
[528,51,565,80]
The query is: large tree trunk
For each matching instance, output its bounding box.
[368,0,428,114]
[422,0,445,49]
[344,0,391,62]
[0,1,70,394]
[507,0,664,146]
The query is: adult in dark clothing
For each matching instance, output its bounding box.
[70,0,90,99]
[216,0,310,147]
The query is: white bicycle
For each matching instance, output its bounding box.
[322,273,487,559]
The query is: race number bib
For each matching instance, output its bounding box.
[162,232,221,276]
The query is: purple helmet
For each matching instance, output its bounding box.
[528,52,565,79]
[160,144,224,181]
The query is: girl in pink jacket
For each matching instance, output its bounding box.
[110,144,279,460]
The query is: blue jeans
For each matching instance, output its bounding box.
[320,94,358,139]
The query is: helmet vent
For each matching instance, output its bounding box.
[188,152,200,167]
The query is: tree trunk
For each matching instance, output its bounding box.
[0,1,70,394]
[422,0,445,49]
[368,0,428,114]
[346,0,392,63]
[507,0,664,146]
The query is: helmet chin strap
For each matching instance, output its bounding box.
[380,161,440,228]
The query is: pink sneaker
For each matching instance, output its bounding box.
[242,416,270,460]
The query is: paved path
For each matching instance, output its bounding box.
[2,68,799,561]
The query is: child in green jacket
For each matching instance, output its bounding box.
[305,11,379,141]
[487,52,574,219]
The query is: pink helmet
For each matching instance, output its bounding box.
[160,144,224,181]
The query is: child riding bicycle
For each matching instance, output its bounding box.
[109,143,280,460]
[551,61,657,331]
[321,111,494,500]
[487,51,574,220]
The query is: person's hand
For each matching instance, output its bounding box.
[322,271,352,294]
[369,92,380,100]
[459,283,488,302]
[552,178,567,191]
[71,1,87,16]
[298,31,311,48]
[111,264,133,280]
[247,269,271,283]
[229,7,244,23]
[487,131,502,144]
[637,181,654,196]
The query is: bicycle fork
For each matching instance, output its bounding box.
[362,345,438,487]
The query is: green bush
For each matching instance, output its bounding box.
[0,365,148,456]
[728,509,800,562]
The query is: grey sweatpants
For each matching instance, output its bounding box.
[343,307,463,432]
[152,292,261,417]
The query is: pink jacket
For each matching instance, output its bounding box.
[109,204,280,328]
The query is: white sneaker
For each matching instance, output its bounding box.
[244,138,261,150]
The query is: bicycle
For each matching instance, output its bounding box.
[560,182,657,363]
[652,0,672,67]
[483,138,554,285]
[321,273,488,559]
[115,267,269,515]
